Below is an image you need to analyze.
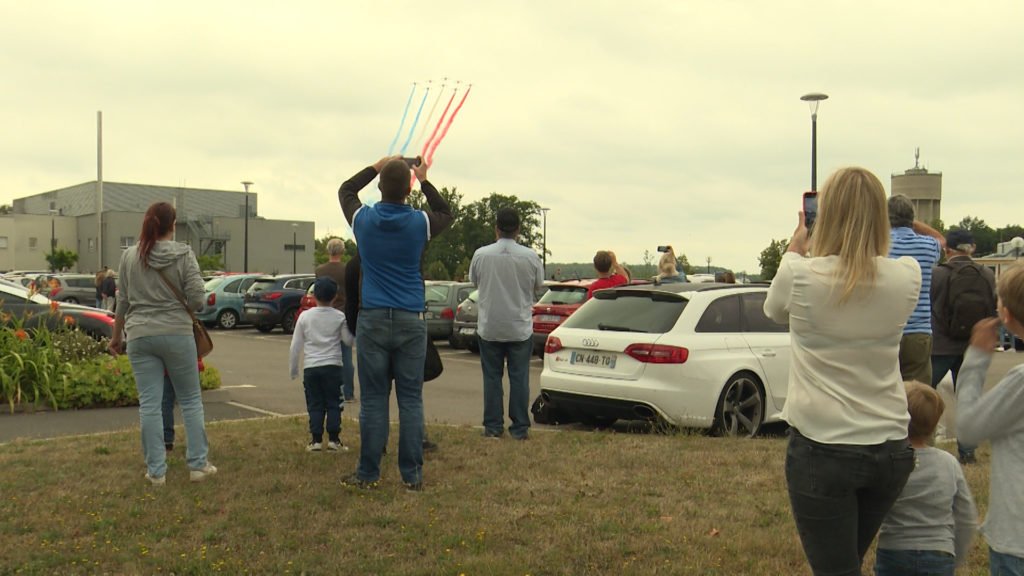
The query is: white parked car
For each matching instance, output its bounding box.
[538,283,790,437]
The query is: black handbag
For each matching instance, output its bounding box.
[424,339,443,382]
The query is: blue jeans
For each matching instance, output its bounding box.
[303,365,343,442]
[931,354,976,460]
[127,334,210,478]
[162,375,176,445]
[341,343,355,401]
[874,548,954,576]
[785,429,915,576]
[355,309,426,485]
[991,548,1024,576]
[479,337,533,439]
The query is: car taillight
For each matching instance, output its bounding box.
[207,293,216,306]
[441,308,454,320]
[625,343,689,364]
[263,291,284,301]
[545,336,563,354]
[456,304,463,314]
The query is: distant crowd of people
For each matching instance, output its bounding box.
[105,158,1023,574]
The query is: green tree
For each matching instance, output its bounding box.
[0,204,11,215]
[424,260,450,280]
[196,254,223,271]
[45,249,79,272]
[314,235,357,266]
[953,216,997,255]
[758,239,789,281]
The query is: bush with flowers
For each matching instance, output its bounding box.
[1,310,220,412]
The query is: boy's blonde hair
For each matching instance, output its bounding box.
[997,263,1024,325]
[905,381,945,441]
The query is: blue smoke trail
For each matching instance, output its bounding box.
[399,86,431,155]
[387,84,416,155]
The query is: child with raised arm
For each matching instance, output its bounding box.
[956,264,1024,573]
[289,277,354,452]
[875,381,977,575]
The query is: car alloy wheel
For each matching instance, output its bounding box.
[218,309,239,329]
[281,308,298,334]
[715,372,765,438]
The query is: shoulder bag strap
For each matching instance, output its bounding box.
[156,268,201,324]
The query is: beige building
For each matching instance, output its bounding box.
[891,149,942,224]
[2,181,315,275]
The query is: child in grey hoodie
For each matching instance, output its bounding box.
[956,263,1024,572]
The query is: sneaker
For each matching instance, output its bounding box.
[481,430,503,439]
[423,440,439,453]
[189,464,218,482]
[306,442,323,452]
[341,473,378,489]
[403,481,423,492]
[145,473,166,486]
[327,441,348,452]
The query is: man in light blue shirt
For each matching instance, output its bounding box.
[888,194,945,384]
[469,208,545,440]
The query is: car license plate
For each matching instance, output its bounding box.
[570,351,617,369]
[538,314,561,322]
[459,327,476,335]
[244,307,261,314]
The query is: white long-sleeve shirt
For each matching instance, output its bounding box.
[288,306,354,379]
[956,347,1024,558]
[763,252,921,444]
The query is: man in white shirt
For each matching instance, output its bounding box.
[469,208,546,440]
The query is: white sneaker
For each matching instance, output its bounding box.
[327,441,349,452]
[189,464,218,482]
[306,442,323,452]
[145,473,166,486]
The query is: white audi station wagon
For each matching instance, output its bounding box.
[538,283,790,437]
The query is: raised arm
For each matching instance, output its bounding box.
[412,160,453,237]
[912,220,946,252]
[956,319,1024,445]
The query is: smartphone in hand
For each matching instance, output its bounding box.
[402,156,422,168]
[802,191,818,232]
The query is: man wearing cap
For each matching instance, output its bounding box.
[470,208,546,440]
[338,155,452,490]
[930,228,996,464]
[888,194,946,383]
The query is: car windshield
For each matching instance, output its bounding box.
[0,280,51,305]
[537,286,588,305]
[204,277,226,291]
[562,291,688,334]
[425,285,450,304]
[248,279,278,294]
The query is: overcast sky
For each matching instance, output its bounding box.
[2,1,1022,273]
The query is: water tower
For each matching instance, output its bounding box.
[891,148,942,224]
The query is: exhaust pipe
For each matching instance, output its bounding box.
[633,405,656,420]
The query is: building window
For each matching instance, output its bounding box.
[28,237,38,250]
[0,236,8,249]
[120,236,135,248]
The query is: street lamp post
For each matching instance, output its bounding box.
[706,256,712,274]
[241,181,253,272]
[48,209,57,272]
[539,207,549,274]
[292,223,298,274]
[800,93,829,191]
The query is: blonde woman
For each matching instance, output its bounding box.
[764,167,921,575]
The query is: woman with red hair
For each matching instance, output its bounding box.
[108,202,216,486]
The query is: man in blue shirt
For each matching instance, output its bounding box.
[470,208,545,440]
[888,194,945,384]
[338,155,452,491]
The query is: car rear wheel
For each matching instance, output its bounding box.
[281,308,298,334]
[256,323,274,333]
[217,309,239,330]
[713,372,765,438]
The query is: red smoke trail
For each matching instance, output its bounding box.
[420,86,458,164]
[426,84,472,166]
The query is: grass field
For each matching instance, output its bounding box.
[0,417,995,575]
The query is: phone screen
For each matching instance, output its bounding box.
[803,192,818,230]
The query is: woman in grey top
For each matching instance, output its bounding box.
[108,202,216,485]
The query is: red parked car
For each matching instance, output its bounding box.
[532,278,651,356]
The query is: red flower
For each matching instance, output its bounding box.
[14,329,28,341]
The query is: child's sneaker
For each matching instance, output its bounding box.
[189,464,218,483]
[145,472,166,486]
[306,442,323,452]
[326,441,348,452]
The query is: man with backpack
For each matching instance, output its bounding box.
[930,228,997,464]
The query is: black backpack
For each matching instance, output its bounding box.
[943,262,995,340]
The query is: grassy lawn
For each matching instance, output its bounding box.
[0,417,994,575]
